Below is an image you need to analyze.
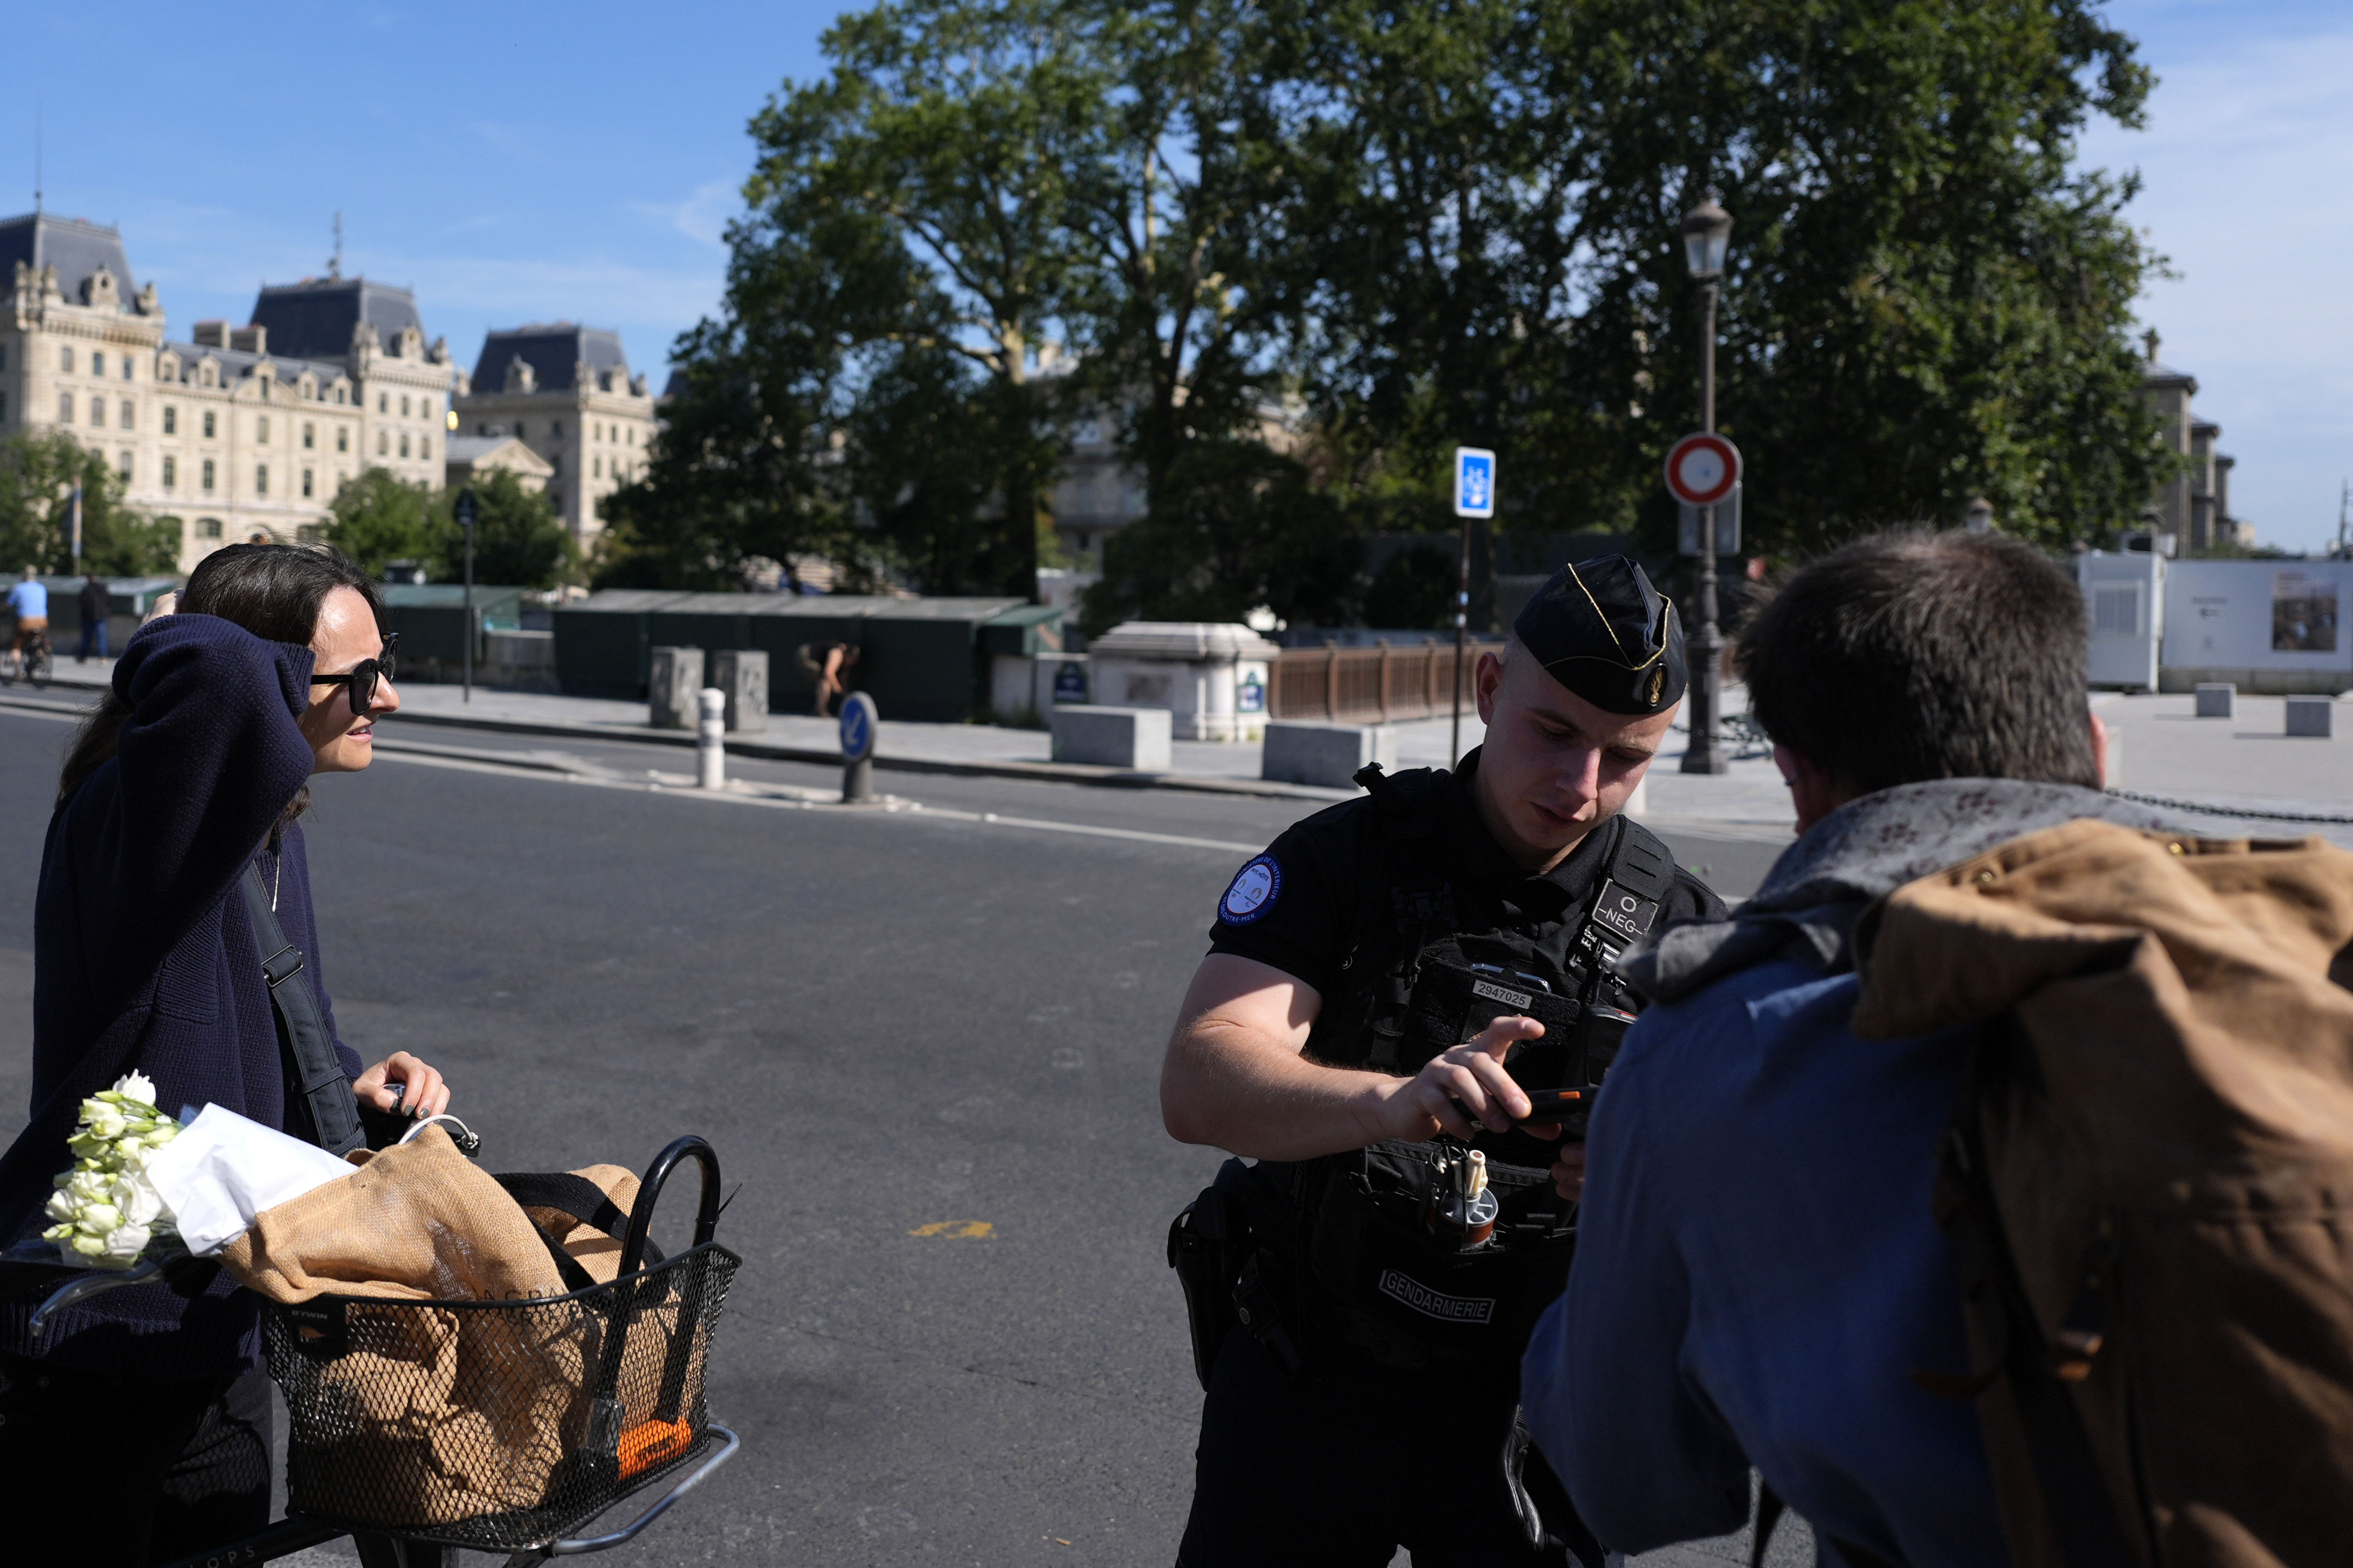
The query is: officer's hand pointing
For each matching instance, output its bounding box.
[1383,1016,1551,1142]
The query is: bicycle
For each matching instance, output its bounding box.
[3,623,53,687]
[4,1131,744,1568]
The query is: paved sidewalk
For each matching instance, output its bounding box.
[25,662,2342,845]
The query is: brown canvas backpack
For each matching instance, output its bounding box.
[1850,819,2353,1568]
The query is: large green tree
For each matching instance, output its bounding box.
[1255,0,2167,554]
[0,432,181,576]
[326,466,577,589]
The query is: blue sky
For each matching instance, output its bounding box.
[16,2,2349,552]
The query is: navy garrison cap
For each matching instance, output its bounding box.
[1511,554,1686,716]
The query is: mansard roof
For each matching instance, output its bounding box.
[473,323,630,392]
[250,276,426,358]
[158,341,348,389]
[0,212,137,307]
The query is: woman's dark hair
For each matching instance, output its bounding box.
[1734,529,2099,797]
[59,544,385,806]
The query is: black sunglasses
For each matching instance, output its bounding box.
[310,633,399,712]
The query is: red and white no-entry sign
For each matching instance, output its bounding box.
[1664,432,1742,507]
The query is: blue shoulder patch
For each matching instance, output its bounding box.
[1218,855,1282,925]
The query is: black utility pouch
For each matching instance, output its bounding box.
[1402,961,1584,1087]
[1168,1158,1254,1391]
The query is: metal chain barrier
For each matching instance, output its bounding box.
[2107,789,2353,827]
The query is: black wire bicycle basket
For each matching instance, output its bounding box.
[260,1136,741,1553]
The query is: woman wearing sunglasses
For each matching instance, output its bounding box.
[0,542,456,1564]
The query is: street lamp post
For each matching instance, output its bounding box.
[1679,190,1733,777]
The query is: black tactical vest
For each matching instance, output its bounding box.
[1249,763,1680,1371]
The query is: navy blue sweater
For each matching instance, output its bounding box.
[1,614,363,1378]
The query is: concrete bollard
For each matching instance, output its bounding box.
[1050,706,1174,770]
[649,646,704,730]
[2286,696,2335,738]
[2194,682,2235,719]
[697,688,726,788]
[711,648,769,733]
[1262,722,1397,788]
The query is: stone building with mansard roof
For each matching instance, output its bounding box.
[0,211,455,571]
[454,323,657,545]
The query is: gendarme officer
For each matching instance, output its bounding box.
[1161,555,1724,1567]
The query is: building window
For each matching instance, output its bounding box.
[419,436,430,460]
[61,347,73,372]
[377,431,388,455]
[514,422,527,439]
[163,405,177,435]
[163,455,176,489]
[399,433,410,458]
[121,356,133,381]
[59,392,73,424]
[202,459,216,491]
[401,395,411,417]
[302,423,314,450]
[120,401,134,431]
[257,416,270,444]
[93,351,106,377]
[302,469,314,498]
[594,457,603,478]
[0,344,8,370]
[627,427,634,445]
[260,379,271,401]
[378,392,388,413]
[335,386,346,405]
[336,427,349,454]
[0,393,8,422]
[551,420,563,439]
[196,517,222,540]
[201,365,214,387]
[118,452,133,482]
[203,411,217,439]
[477,423,488,436]
[256,465,269,496]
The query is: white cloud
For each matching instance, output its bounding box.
[629,178,742,250]
[2079,20,2353,552]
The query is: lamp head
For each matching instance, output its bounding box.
[1683,189,1733,280]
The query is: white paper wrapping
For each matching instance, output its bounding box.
[141,1104,357,1255]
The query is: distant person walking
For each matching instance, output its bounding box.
[77,573,112,662]
[798,639,860,716]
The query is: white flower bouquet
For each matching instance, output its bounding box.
[42,1072,181,1268]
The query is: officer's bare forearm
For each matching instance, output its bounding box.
[1161,1017,1404,1159]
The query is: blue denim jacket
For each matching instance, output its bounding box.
[1519,957,2012,1568]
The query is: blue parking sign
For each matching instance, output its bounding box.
[1453,447,1496,519]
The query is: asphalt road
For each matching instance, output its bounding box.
[0,699,1795,1568]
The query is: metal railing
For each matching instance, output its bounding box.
[1269,640,1505,724]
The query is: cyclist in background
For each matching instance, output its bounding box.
[8,565,48,673]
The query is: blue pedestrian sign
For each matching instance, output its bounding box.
[1453,447,1496,520]
[839,692,878,762]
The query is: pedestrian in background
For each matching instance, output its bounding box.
[798,638,859,716]
[1520,531,2150,1567]
[0,542,456,1566]
[78,572,112,663]
[8,564,47,673]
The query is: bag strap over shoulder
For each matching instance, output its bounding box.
[241,864,364,1158]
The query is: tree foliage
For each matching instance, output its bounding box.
[325,466,577,589]
[632,0,2170,609]
[0,432,181,576]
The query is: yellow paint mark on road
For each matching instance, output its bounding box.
[909,1220,993,1239]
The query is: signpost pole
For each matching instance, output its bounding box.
[1681,281,1729,775]
[456,488,478,705]
[1449,447,1495,768]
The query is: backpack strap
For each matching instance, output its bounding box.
[241,864,364,1158]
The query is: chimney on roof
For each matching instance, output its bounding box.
[231,325,267,356]
[192,321,229,349]
[2142,327,2160,364]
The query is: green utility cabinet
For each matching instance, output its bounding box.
[552,591,694,697]
[379,584,524,667]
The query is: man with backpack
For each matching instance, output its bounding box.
[1520,530,2230,1566]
